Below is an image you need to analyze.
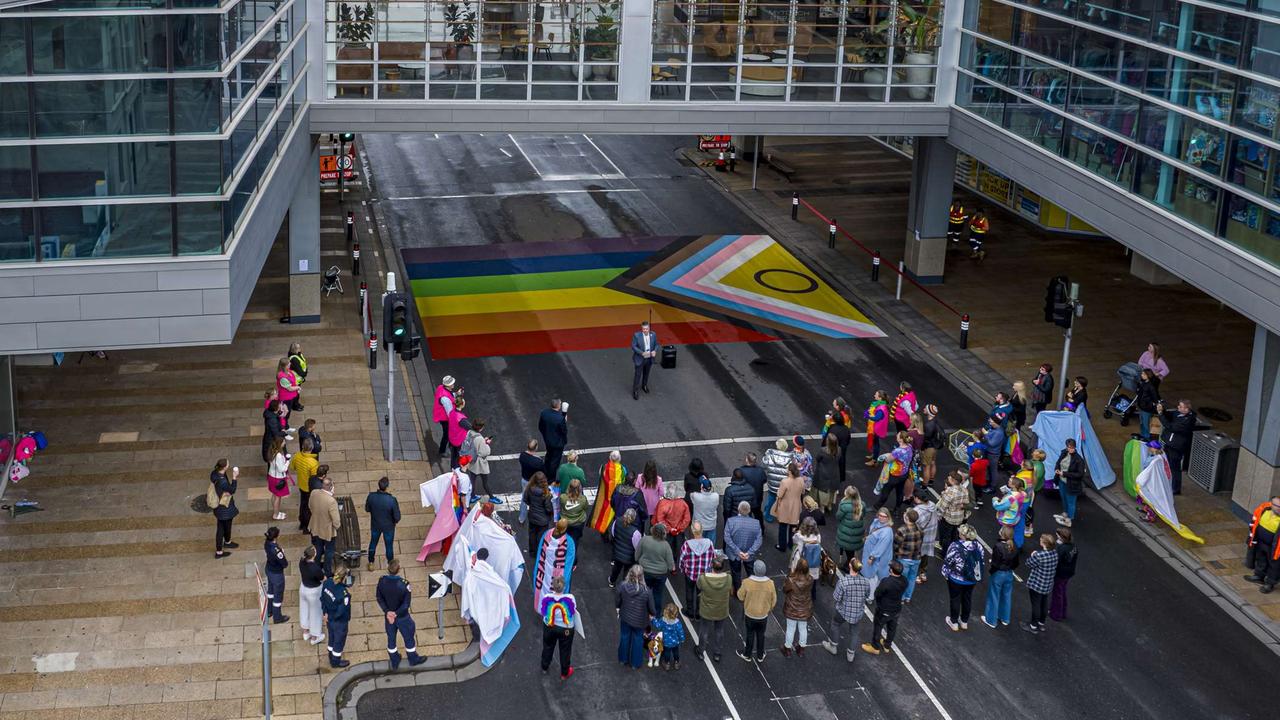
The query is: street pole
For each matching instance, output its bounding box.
[751,136,760,190]
[437,595,446,640]
[1056,282,1080,408]
[338,137,346,206]
[386,272,397,463]
[260,580,272,719]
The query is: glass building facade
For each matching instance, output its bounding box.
[323,0,945,102]
[0,0,309,263]
[957,0,1280,266]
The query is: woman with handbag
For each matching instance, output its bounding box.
[266,437,292,521]
[210,459,240,559]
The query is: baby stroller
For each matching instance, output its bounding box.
[1102,361,1143,421]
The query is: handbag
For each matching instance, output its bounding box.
[206,482,219,508]
[219,492,233,508]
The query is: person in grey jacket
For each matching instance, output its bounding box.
[616,565,655,668]
[636,523,676,610]
[761,438,793,524]
[724,501,763,591]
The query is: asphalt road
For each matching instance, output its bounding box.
[356,133,1271,720]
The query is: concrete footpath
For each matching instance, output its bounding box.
[0,139,465,720]
[685,138,1280,647]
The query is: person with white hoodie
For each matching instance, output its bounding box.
[679,522,716,619]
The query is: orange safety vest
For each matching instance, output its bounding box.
[969,214,989,234]
[1249,502,1280,561]
[948,204,966,224]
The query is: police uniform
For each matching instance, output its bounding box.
[947,202,966,243]
[321,577,351,667]
[968,212,989,256]
[264,539,290,623]
[375,573,427,669]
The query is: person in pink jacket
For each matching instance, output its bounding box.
[893,382,917,433]
[432,376,460,457]
[447,398,470,470]
[276,358,302,411]
[1138,343,1170,379]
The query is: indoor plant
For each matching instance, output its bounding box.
[897,0,940,99]
[336,2,375,48]
[443,2,476,57]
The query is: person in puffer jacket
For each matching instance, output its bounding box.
[761,438,792,524]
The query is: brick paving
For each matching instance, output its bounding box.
[0,159,464,720]
[689,137,1279,628]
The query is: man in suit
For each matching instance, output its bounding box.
[539,400,569,480]
[365,476,401,571]
[1158,399,1197,495]
[631,321,658,401]
[309,477,341,576]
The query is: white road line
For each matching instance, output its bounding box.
[499,147,513,158]
[664,577,742,720]
[541,173,626,182]
[582,134,627,178]
[859,601,955,720]
[379,188,646,202]
[485,433,860,462]
[508,133,542,177]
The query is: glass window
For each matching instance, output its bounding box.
[0,208,35,263]
[0,146,32,200]
[1065,76,1139,138]
[1224,190,1280,266]
[1003,89,1065,152]
[1011,10,1074,65]
[1062,119,1136,186]
[34,79,170,138]
[39,203,172,259]
[174,14,224,71]
[176,141,223,195]
[37,142,171,199]
[975,1,1014,42]
[1252,22,1280,80]
[28,0,165,9]
[175,77,225,133]
[0,84,29,138]
[1187,5,1245,67]
[0,19,25,75]
[30,16,168,74]
[1133,153,1219,231]
[177,202,224,255]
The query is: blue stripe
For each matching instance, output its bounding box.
[405,251,653,280]
[651,235,852,339]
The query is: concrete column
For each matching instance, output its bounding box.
[1129,251,1182,285]
[288,138,321,324]
[618,0,655,102]
[903,136,956,284]
[1232,325,1280,514]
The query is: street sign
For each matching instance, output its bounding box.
[320,148,357,180]
[253,563,268,625]
[699,134,732,151]
[338,155,354,171]
[428,572,452,599]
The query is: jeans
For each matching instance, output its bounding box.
[870,609,899,650]
[983,570,1014,625]
[368,527,395,563]
[684,577,700,618]
[829,611,860,655]
[776,522,793,552]
[541,624,574,675]
[567,524,584,547]
[947,581,974,623]
[899,559,921,601]
[1139,411,1153,440]
[1029,589,1050,626]
[702,529,717,546]
[660,645,681,664]
[312,535,335,576]
[699,617,725,656]
[1062,488,1079,520]
[784,618,808,649]
[618,622,646,667]
[743,616,767,659]
[645,573,667,611]
[1049,576,1071,621]
[763,491,777,524]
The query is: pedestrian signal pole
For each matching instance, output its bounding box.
[385,273,397,462]
[1056,282,1081,408]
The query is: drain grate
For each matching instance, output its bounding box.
[191,495,213,514]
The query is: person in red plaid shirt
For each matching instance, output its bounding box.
[680,522,716,618]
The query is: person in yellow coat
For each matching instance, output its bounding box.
[947,202,966,244]
[968,210,990,259]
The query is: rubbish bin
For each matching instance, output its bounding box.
[1187,431,1239,494]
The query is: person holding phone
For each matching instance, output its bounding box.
[631,321,659,400]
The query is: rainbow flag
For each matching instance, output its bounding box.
[402,238,774,360]
[589,461,625,534]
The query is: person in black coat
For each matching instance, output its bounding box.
[735,454,768,528]
[683,458,706,516]
[1132,370,1161,440]
[365,476,402,570]
[538,399,569,479]
[1052,440,1086,528]
[299,419,322,458]
[518,439,545,525]
[1157,399,1197,494]
[722,470,757,526]
[211,459,240,559]
[524,472,555,556]
[827,417,852,485]
[264,526,290,623]
[262,399,290,463]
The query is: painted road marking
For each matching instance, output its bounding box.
[582,134,627,178]
[484,433,860,462]
[664,577,742,720]
[508,134,541,177]
[380,188,647,201]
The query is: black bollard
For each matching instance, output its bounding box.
[828,218,837,249]
[791,192,799,221]
[352,243,361,277]
[960,314,970,349]
[346,212,354,244]
[872,251,881,282]
[368,333,378,369]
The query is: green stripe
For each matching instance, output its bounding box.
[410,268,626,297]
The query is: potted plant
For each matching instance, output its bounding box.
[336,2,375,48]
[583,1,619,79]
[443,2,476,59]
[846,26,889,99]
[897,0,939,99]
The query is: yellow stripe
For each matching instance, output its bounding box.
[420,287,650,317]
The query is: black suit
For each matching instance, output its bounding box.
[1160,409,1197,493]
[631,330,658,397]
[539,408,568,479]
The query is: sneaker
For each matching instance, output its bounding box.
[561,666,574,680]
[223,541,239,549]
[215,551,232,559]
[1262,585,1275,594]
[881,644,893,654]
[608,581,615,589]
[822,641,838,656]
[310,634,325,645]
[489,496,503,504]
[737,650,753,663]
[674,660,681,670]
[1020,622,1040,634]
[981,616,996,629]
[1060,518,1073,528]
[860,643,882,655]
[945,617,959,632]
[755,654,765,664]
[368,561,375,572]
[1024,526,1034,538]
[1053,513,1066,523]
[916,574,927,584]
[846,651,856,663]
[959,621,969,631]
[693,645,705,660]
[1244,575,1265,585]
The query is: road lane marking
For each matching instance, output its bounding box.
[380,188,647,201]
[664,577,743,720]
[582,133,627,178]
[484,433,862,462]
[857,602,955,720]
[508,134,542,177]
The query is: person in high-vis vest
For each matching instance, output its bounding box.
[968,210,990,259]
[947,202,966,244]
[1246,496,1280,593]
[288,342,308,384]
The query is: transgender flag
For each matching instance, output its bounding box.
[480,600,521,668]
[418,471,464,560]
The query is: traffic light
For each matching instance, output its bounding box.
[383,292,410,351]
[1044,276,1072,329]
[339,132,355,143]
[400,335,422,361]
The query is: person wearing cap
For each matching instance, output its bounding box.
[690,476,720,545]
[432,376,460,459]
[736,559,777,663]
